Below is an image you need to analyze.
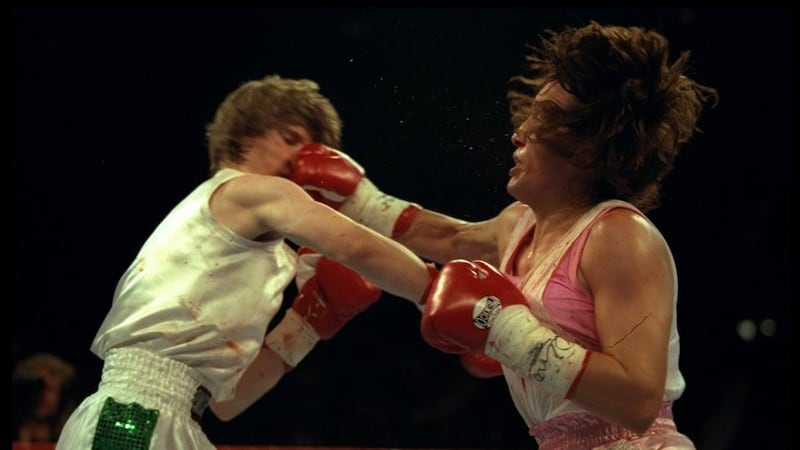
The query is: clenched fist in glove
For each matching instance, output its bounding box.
[421,259,591,399]
[291,143,421,238]
[264,247,382,369]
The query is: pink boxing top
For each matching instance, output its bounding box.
[497,200,687,429]
[502,205,609,350]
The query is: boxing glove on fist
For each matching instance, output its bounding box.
[291,143,421,238]
[421,259,591,398]
[291,143,365,209]
[264,247,382,368]
[421,259,528,354]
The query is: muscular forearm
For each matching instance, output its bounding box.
[340,234,432,302]
[398,209,500,265]
[489,307,665,434]
[565,350,667,434]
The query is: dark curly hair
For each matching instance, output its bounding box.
[508,21,718,212]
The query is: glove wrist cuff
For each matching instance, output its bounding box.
[339,178,420,238]
[486,305,590,398]
[264,309,320,368]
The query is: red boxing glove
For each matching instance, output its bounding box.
[291,143,421,238]
[423,261,591,399]
[294,250,382,339]
[264,247,382,368]
[460,352,504,379]
[420,259,528,354]
[291,143,365,210]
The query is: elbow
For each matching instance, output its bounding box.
[621,389,664,435]
[626,410,659,435]
[209,401,240,422]
[212,411,238,423]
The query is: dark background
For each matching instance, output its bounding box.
[12,6,793,449]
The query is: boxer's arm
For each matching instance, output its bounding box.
[209,348,285,421]
[213,174,432,303]
[211,249,383,421]
[397,202,527,266]
[264,248,382,368]
[421,259,590,397]
[291,143,527,265]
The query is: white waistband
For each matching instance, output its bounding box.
[99,347,202,418]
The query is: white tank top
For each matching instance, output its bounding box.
[91,168,296,401]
